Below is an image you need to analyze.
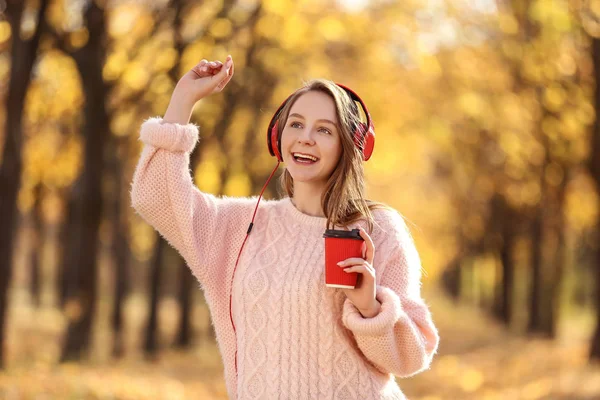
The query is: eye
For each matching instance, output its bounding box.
[319,127,332,135]
[290,122,302,129]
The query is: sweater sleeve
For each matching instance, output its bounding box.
[130,116,259,291]
[341,211,439,378]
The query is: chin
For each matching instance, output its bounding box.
[288,172,329,186]
[287,174,314,183]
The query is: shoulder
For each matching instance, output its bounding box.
[368,206,424,282]
[368,204,418,251]
[370,204,412,235]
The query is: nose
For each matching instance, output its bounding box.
[298,126,315,145]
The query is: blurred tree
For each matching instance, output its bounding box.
[495,0,576,338]
[589,34,600,361]
[28,182,44,307]
[56,179,79,308]
[107,135,131,358]
[40,1,111,362]
[0,0,49,368]
[107,0,191,358]
[489,192,517,325]
[144,231,165,357]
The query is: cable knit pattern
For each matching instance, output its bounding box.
[130,116,440,400]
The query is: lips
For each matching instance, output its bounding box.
[292,152,319,162]
[291,153,318,165]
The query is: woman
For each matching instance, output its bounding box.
[131,54,439,399]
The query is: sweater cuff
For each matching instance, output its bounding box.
[139,116,200,153]
[342,286,402,336]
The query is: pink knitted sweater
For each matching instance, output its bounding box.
[130,117,439,399]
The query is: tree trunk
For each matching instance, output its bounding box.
[528,137,553,336]
[528,192,544,333]
[60,2,110,362]
[0,0,48,368]
[572,227,594,307]
[546,171,568,339]
[174,259,194,348]
[109,139,130,358]
[29,183,44,307]
[590,199,600,359]
[588,37,600,361]
[144,235,166,357]
[441,256,462,301]
[490,193,506,321]
[498,229,515,326]
[56,186,77,308]
[494,196,515,326]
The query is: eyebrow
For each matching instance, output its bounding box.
[288,113,337,127]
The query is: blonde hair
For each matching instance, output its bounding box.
[275,79,395,234]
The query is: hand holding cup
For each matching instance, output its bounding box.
[332,228,380,317]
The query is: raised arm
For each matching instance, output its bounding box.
[131,55,258,289]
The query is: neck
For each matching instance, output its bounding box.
[291,183,326,218]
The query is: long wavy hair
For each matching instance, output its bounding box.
[274,79,396,234]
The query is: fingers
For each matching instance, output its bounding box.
[358,228,375,264]
[338,258,369,267]
[195,59,225,75]
[227,57,234,76]
[191,59,207,77]
[222,58,234,83]
[341,264,375,276]
[207,61,222,71]
[337,257,375,277]
[190,55,234,92]
[217,55,233,77]
[213,55,234,91]
[344,265,374,275]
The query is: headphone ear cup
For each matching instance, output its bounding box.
[353,123,375,161]
[270,121,283,162]
[363,127,375,161]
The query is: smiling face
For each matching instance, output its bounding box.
[280,90,343,191]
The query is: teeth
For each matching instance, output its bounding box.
[293,153,318,161]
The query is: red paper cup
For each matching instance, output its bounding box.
[323,229,364,289]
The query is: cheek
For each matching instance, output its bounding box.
[328,139,343,162]
[281,128,294,146]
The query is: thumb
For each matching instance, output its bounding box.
[214,56,232,81]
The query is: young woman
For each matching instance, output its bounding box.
[131,54,439,399]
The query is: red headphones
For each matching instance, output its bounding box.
[229,82,375,388]
[266,83,376,162]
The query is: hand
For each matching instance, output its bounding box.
[337,228,380,318]
[174,55,235,104]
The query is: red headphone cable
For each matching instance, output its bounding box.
[228,160,281,378]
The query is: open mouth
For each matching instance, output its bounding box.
[292,153,319,165]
